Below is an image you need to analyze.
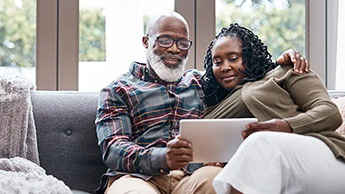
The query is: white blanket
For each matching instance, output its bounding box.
[0,75,39,164]
[0,157,72,194]
[0,76,72,193]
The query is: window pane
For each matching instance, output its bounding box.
[216,0,306,60]
[0,0,36,83]
[79,0,174,92]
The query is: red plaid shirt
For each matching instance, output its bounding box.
[96,62,204,181]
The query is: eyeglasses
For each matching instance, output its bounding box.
[149,35,192,50]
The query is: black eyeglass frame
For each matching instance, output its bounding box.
[148,35,193,51]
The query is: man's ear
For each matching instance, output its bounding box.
[142,36,149,49]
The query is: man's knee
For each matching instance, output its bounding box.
[186,166,222,194]
[105,175,160,194]
[192,166,222,180]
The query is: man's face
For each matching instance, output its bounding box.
[143,16,190,82]
[146,44,186,82]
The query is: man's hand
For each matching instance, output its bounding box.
[166,135,193,170]
[203,162,225,167]
[242,119,292,139]
[277,49,309,74]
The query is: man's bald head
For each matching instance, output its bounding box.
[145,12,189,37]
[142,12,190,82]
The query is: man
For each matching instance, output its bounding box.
[95,12,308,194]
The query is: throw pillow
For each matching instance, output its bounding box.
[332,96,345,135]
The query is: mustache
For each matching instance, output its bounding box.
[160,53,183,61]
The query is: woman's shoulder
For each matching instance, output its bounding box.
[265,65,292,78]
[243,65,321,92]
[265,65,319,80]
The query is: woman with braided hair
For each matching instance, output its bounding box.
[201,23,345,194]
[201,23,277,108]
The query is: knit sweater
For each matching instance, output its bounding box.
[204,66,345,161]
[242,66,345,161]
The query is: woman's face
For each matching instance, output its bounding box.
[212,36,245,90]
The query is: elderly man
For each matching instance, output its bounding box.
[95,12,308,194]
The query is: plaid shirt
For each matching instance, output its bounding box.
[96,62,205,182]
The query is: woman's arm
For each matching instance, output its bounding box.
[282,70,342,134]
[242,69,342,138]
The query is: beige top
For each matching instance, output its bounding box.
[204,65,345,161]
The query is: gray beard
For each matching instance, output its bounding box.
[147,50,186,82]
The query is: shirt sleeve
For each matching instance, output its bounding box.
[95,85,170,175]
[283,70,342,134]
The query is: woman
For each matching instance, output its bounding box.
[201,23,345,194]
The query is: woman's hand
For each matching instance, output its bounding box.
[277,49,309,74]
[242,119,292,139]
[166,135,193,170]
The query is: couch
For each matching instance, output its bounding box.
[30,90,345,193]
[31,91,107,193]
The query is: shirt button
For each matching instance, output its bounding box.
[160,169,164,173]
[139,170,143,173]
[154,80,158,83]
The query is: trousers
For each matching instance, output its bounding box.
[106,165,222,194]
[213,132,345,194]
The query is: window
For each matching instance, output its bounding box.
[34,0,333,91]
[216,0,306,60]
[78,0,174,92]
[0,0,36,84]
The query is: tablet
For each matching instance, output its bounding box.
[179,118,258,163]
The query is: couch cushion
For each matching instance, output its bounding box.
[329,90,345,135]
[31,91,107,193]
[332,96,345,135]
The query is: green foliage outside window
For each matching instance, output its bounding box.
[0,0,305,67]
[217,0,305,60]
[0,0,36,67]
[0,0,106,67]
[79,9,106,62]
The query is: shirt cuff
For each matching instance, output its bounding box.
[150,147,170,175]
[284,116,312,134]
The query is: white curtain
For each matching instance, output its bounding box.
[336,0,345,91]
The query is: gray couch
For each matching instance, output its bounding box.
[31,91,107,193]
[30,90,345,194]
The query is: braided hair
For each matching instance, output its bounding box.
[201,23,277,107]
